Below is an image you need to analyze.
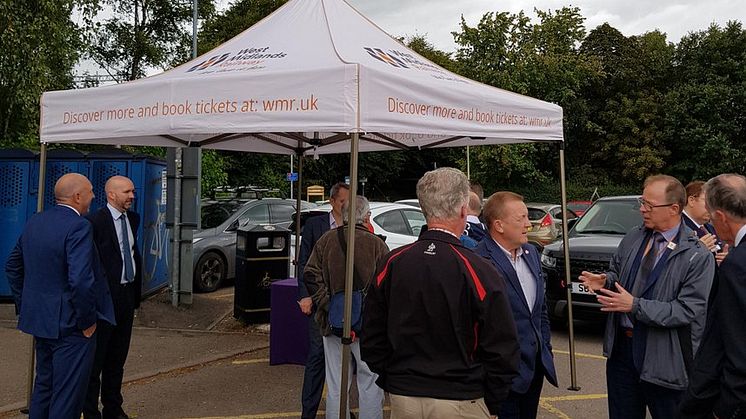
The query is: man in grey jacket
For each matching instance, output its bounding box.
[580,174,715,419]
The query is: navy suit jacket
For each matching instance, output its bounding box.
[86,206,142,310]
[680,235,746,419]
[297,213,331,299]
[5,205,115,339]
[683,213,721,245]
[476,238,558,393]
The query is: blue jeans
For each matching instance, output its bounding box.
[607,329,683,419]
[301,315,325,419]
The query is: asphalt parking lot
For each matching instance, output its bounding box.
[0,287,610,419]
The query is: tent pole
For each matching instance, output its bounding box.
[171,148,182,307]
[294,147,303,279]
[339,132,359,419]
[558,143,580,390]
[22,143,48,413]
[466,145,470,179]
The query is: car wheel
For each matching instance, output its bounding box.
[194,252,226,293]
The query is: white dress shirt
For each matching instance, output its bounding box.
[495,240,536,312]
[107,203,136,284]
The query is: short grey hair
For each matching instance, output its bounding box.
[342,195,371,225]
[330,182,350,199]
[416,167,470,221]
[704,174,746,220]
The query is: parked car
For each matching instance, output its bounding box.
[394,199,420,208]
[293,202,426,250]
[567,200,593,217]
[193,198,316,292]
[541,196,642,321]
[526,203,578,249]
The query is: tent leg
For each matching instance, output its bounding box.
[294,149,303,278]
[339,132,360,419]
[23,143,49,412]
[558,144,580,391]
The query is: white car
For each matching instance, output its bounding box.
[289,202,426,274]
[394,199,420,208]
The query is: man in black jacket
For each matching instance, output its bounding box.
[679,173,746,419]
[362,167,519,418]
[83,175,142,419]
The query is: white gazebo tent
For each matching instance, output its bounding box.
[39,0,582,410]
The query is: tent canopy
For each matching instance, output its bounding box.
[41,0,563,155]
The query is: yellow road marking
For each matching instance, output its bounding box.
[539,393,607,418]
[182,406,390,419]
[231,358,270,365]
[539,399,572,419]
[553,349,606,360]
[542,393,608,402]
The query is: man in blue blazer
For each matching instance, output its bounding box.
[83,176,142,419]
[6,173,115,419]
[679,174,746,419]
[683,181,727,264]
[297,182,349,419]
[476,191,557,419]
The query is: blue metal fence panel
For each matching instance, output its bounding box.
[139,162,169,294]
[0,149,169,299]
[0,160,31,297]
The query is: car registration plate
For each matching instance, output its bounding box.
[570,282,594,295]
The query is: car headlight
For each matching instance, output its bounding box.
[192,237,204,244]
[541,253,556,268]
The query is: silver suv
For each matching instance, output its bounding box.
[193,198,315,292]
[541,196,642,321]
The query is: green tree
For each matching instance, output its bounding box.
[578,24,676,182]
[0,0,96,147]
[86,0,216,82]
[452,7,600,188]
[198,0,288,54]
[663,22,746,180]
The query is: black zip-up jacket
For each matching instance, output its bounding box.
[361,230,520,414]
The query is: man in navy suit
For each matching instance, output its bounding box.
[462,191,487,248]
[83,176,142,419]
[475,191,557,419]
[6,173,115,419]
[297,182,349,419]
[683,180,727,265]
[679,174,746,419]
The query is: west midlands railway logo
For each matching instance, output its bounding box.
[186,46,287,73]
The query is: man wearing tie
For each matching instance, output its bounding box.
[679,174,746,418]
[683,180,727,264]
[580,175,714,419]
[83,176,142,419]
[6,173,115,419]
[475,191,557,419]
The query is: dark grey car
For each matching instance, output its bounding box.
[193,198,315,292]
[541,196,642,321]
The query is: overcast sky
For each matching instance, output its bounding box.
[292,0,744,52]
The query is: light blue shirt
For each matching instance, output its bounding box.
[495,240,536,312]
[107,203,136,284]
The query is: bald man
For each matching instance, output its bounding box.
[6,173,115,419]
[83,175,142,419]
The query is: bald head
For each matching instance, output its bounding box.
[105,176,135,213]
[55,173,94,215]
[468,191,481,216]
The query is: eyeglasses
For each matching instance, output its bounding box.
[637,197,675,211]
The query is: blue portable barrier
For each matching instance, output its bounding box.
[0,148,169,299]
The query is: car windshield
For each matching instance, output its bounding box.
[200,201,243,229]
[573,199,641,235]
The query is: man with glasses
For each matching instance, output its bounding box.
[579,175,715,419]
